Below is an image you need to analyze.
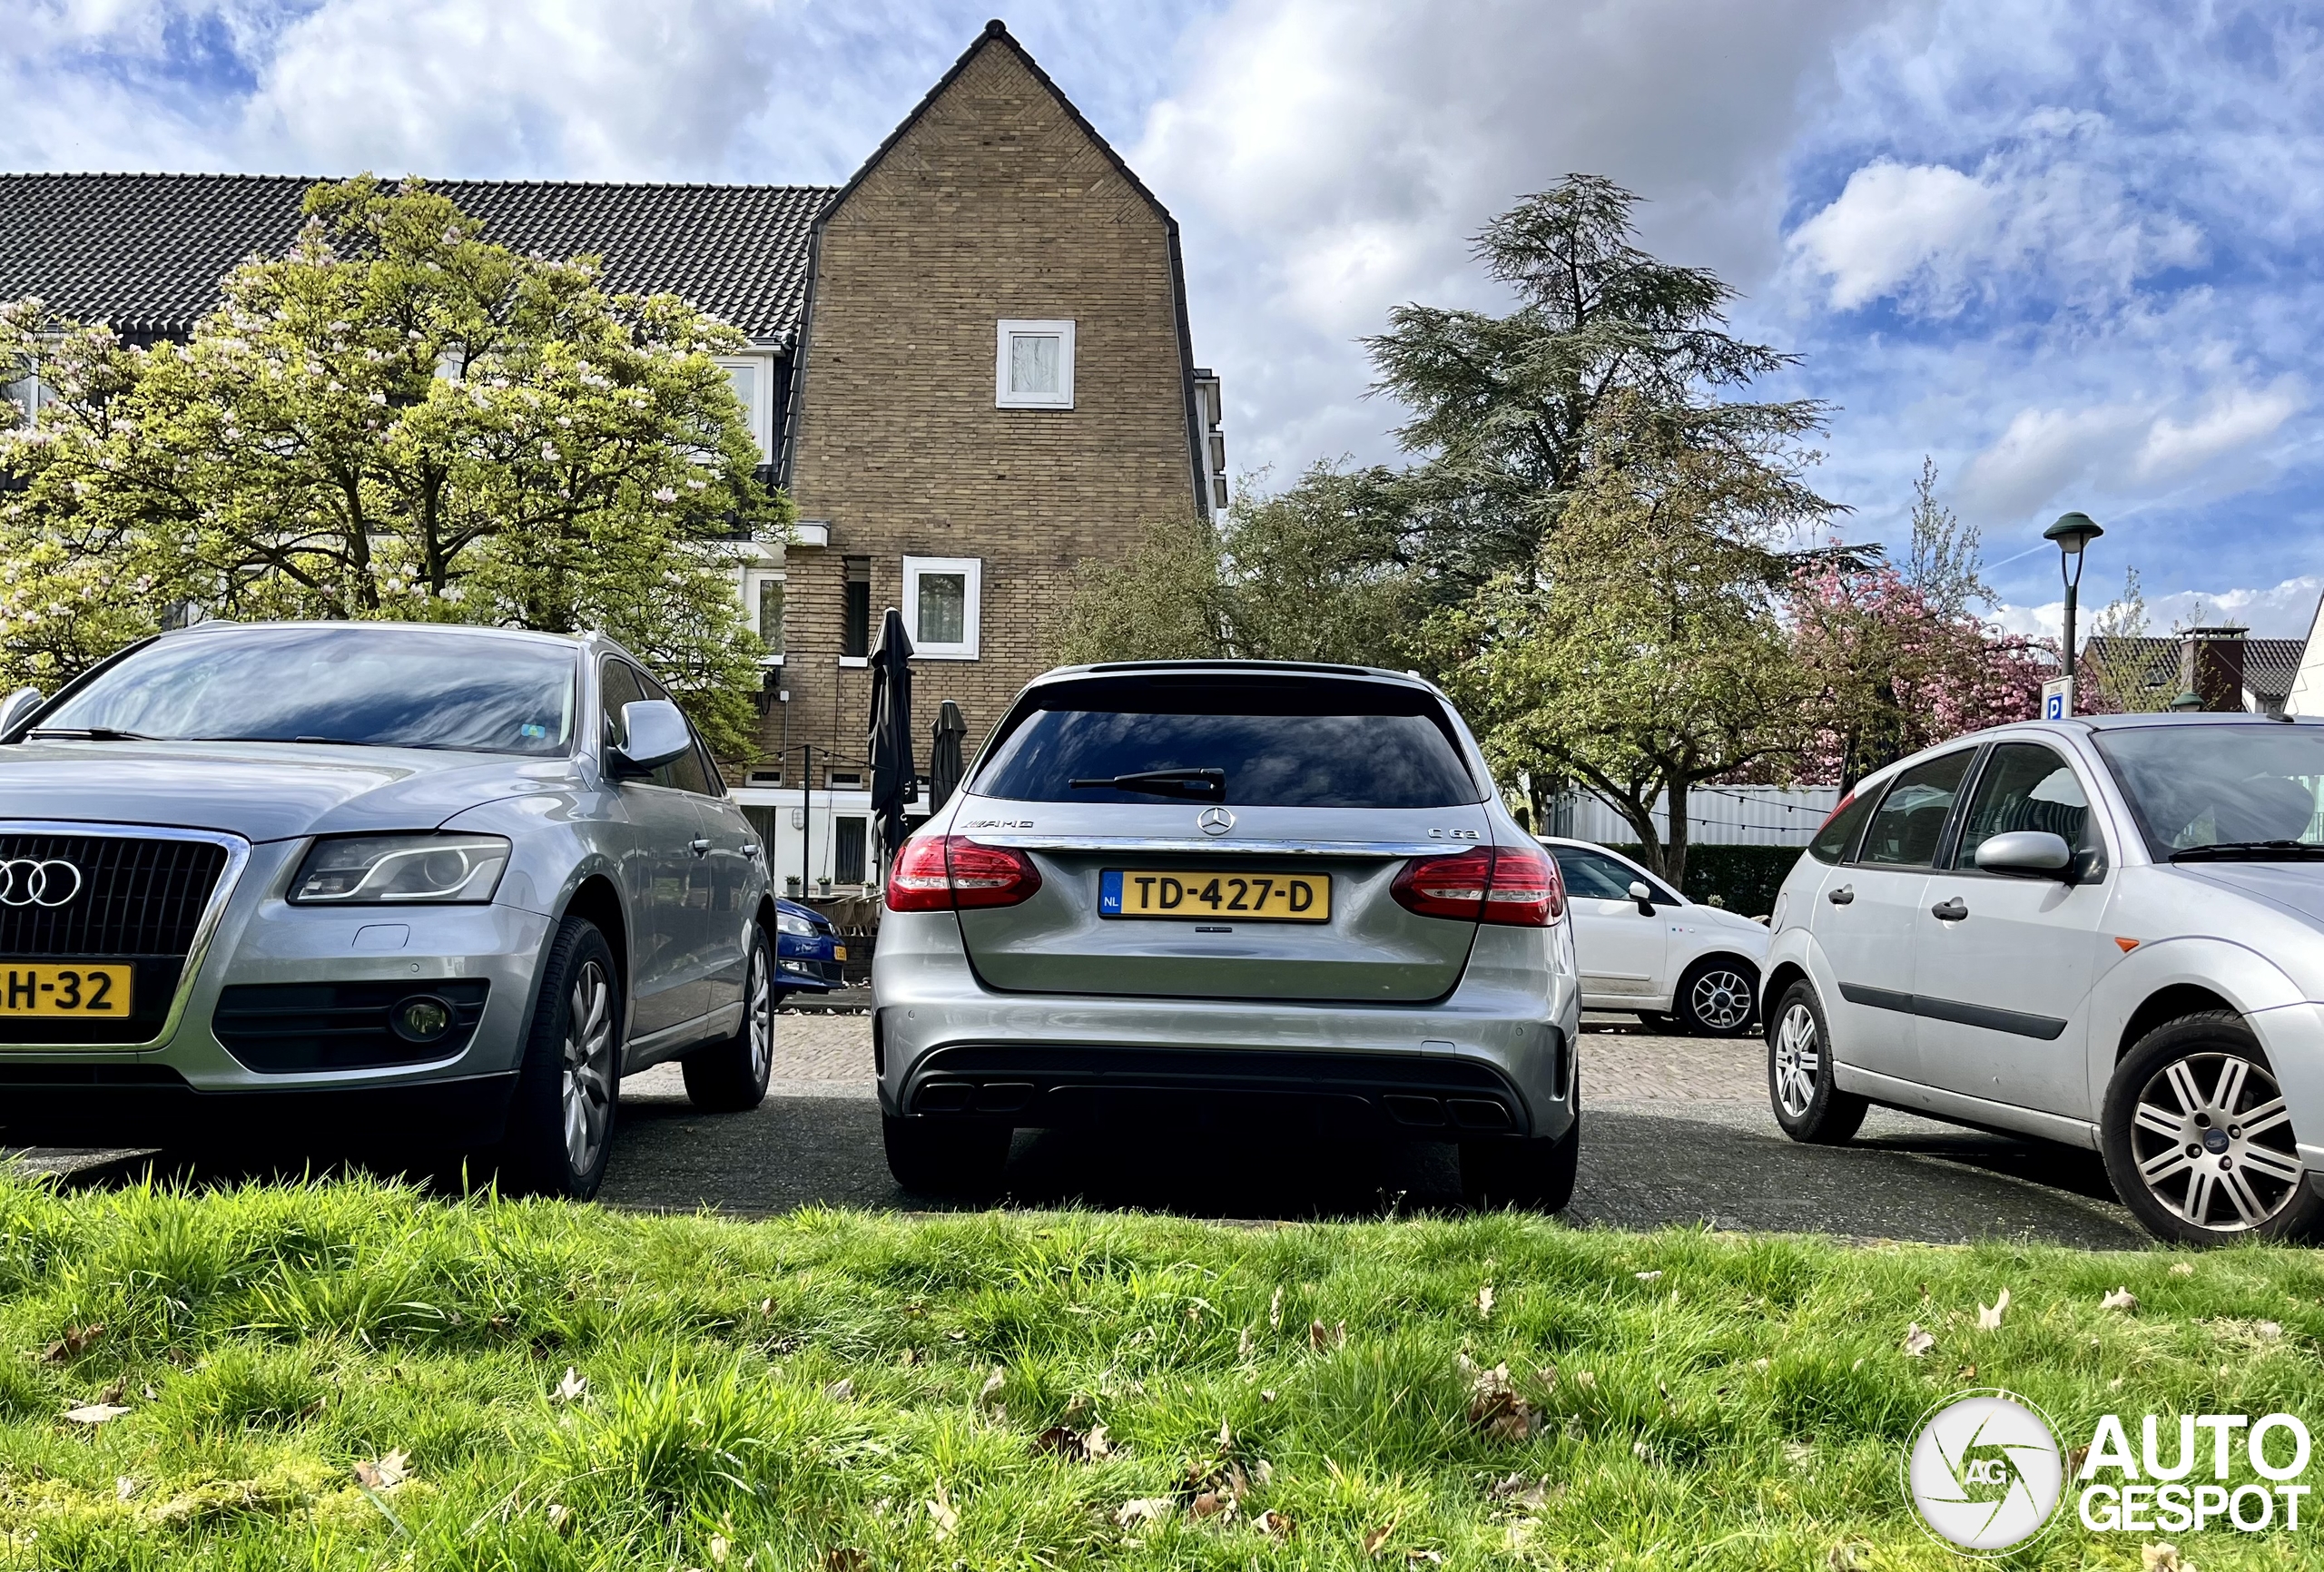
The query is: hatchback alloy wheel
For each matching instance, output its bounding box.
[1772,1001,1819,1119]
[2128,1051,2302,1233]
[1687,966,1756,1035]
[562,958,615,1174]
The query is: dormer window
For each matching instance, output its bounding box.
[995,319,1074,409]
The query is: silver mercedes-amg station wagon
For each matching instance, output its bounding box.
[872,661,1581,1206]
[0,620,775,1198]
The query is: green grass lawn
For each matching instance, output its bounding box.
[2,1176,2322,1569]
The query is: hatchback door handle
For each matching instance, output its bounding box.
[1931,896,1968,922]
[1827,886,1854,906]
[690,838,713,856]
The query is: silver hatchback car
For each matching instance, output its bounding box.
[872,661,1581,1205]
[0,621,776,1197]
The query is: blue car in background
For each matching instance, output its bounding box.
[773,897,847,997]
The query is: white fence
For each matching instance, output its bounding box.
[1547,783,1841,848]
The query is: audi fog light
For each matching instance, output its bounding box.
[291,834,511,904]
[390,995,455,1044]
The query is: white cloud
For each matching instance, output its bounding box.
[1955,373,2304,524]
[1994,575,2324,644]
[1787,160,1995,310]
[1137,0,1883,470]
[240,0,779,178]
[1787,121,2207,318]
[2134,381,2302,484]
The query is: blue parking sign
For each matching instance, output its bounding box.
[2041,677,2073,720]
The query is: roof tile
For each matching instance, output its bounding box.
[0,173,832,342]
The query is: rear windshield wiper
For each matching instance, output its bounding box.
[25,727,158,741]
[1068,767,1226,800]
[2170,840,2324,861]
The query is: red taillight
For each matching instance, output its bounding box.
[1482,843,1563,927]
[1392,847,1493,919]
[1391,845,1564,927]
[884,834,1042,912]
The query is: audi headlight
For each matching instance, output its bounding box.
[775,909,818,938]
[290,834,511,905]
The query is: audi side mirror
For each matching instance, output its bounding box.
[1975,830,2073,879]
[0,685,44,741]
[1627,879,1656,916]
[609,699,693,775]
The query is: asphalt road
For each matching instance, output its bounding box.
[8,1016,2152,1248]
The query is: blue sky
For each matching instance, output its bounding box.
[10,0,2323,639]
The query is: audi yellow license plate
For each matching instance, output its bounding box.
[0,963,132,1017]
[1098,870,1330,922]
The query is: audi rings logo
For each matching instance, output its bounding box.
[1196,807,1236,837]
[1904,1389,2066,1555]
[0,859,84,908]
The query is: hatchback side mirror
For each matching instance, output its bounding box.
[1627,879,1657,916]
[1974,830,2073,879]
[609,699,693,775]
[0,685,44,741]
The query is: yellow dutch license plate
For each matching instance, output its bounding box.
[1099,870,1331,922]
[0,963,133,1017]
[833,945,848,961]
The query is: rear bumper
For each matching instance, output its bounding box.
[899,1042,1558,1139]
[872,910,1581,1141]
[0,1062,520,1148]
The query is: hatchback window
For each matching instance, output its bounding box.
[1553,847,1673,904]
[37,626,576,755]
[1954,743,2106,875]
[1807,791,1875,865]
[973,675,1481,808]
[2095,723,2324,857]
[1856,749,1974,867]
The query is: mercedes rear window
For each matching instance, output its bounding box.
[972,674,1483,808]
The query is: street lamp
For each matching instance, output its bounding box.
[2043,510,2104,707]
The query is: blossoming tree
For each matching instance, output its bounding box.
[0,176,787,754]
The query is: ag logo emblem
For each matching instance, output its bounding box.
[1904,1390,2065,1554]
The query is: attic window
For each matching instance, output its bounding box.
[996,320,1074,409]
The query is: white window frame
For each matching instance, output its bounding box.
[743,566,787,666]
[902,555,982,661]
[995,319,1075,409]
[715,354,773,460]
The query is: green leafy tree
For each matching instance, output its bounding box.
[1364,174,1827,596]
[1053,461,1421,668]
[2083,566,2174,713]
[0,176,786,754]
[1437,397,1822,882]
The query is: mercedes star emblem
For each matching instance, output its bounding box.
[1196,806,1235,837]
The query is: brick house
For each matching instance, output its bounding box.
[0,21,1228,894]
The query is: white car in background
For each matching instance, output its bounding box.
[1540,837,1771,1037]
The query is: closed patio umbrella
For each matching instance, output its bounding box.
[867,605,915,868]
[926,700,968,813]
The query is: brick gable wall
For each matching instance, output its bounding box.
[769,37,1201,780]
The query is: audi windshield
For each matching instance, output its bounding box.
[29,626,579,756]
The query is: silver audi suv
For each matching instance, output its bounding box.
[872,661,1581,1205]
[0,620,775,1198]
